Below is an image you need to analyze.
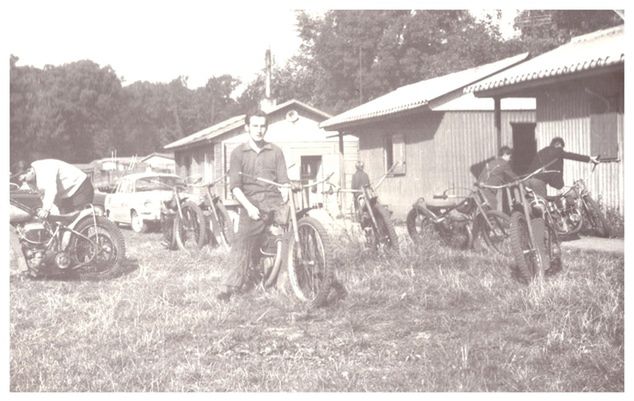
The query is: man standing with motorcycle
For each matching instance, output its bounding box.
[526,137,599,198]
[216,110,290,302]
[478,146,517,210]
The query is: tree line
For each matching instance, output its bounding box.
[9,10,621,166]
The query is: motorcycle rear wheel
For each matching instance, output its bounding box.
[286,216,334,308]
[406,208,435,243]
[70,216,126,280]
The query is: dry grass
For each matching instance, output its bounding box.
[9,225,623,392]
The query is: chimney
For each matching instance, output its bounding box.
[259,47,276,112]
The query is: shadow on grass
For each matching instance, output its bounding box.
[26,257,140,282]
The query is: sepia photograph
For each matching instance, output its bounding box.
[3,0,628,394]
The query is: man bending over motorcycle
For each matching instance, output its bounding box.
[19,158,95,219]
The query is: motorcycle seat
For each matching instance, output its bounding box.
[48,211,81,225]
[425,197,464,209]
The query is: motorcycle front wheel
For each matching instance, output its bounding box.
[477,210,511,256]
[510,212,546,283]
[70,216,126,280]
[371,203,399,251]
[583,195,610,238]
[286,216,334,308]
[175,201,208,253]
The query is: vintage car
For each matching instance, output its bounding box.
[104,172,185,233]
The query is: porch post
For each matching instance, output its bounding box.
[338,132,345,190]
[494,97,502,149]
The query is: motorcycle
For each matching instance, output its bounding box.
[240,172,336,308]
[546,160,609,238]
[160,175,235,252]
[330,165,399,251]
[480,162,562,283]
[406,185,511,255]
[10,182,126,279]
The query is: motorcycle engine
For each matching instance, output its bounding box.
[20,222,51,245]
[17,223,55,270]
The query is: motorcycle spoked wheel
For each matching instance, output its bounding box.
[286,216,334,308]
[68,216,126,280]
[509,213,559,283]
[175,201,208,253]
[406,208,436,243]
[208,202,234,249]
[476,210,511,256]
[368,204,399,251]
[582,196,610,238]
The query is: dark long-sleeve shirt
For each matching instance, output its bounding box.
[528,146,590,189]
[229,142,289,211]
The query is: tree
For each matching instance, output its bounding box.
[512,10,622,55]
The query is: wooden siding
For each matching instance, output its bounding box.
[174,112,359,215]
[352,110,535,218]
[535,74,624,211]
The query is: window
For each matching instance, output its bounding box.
[300,156,322,180]
[384,133,406,175]
[590,94,621,160]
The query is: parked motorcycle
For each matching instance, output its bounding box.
[160,175,235,252]
[10,183,126,279]
[406,185,511,255]
[240,172,336,308]
[480,162,562,283]
[546,160,609,238]
[330,165,399,251]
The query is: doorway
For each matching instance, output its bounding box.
[511,123,537,174]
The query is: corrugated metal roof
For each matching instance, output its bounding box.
[467,25,624,94]
[163,99,333,150]
[163,114,245,150]
[320,52,529,129]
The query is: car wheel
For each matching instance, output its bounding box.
[131,210,148,233]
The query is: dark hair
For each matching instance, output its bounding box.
[245,109,268,126]
[550,137,565,147]
[498,146,512,156]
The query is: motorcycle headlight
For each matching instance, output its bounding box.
[144,200,153,209]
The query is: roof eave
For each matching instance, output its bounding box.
[474,63,624,98]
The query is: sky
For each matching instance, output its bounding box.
[5,0,306,90]
[2,0,626,93]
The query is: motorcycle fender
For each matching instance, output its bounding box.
[67,208,98,231]
[62,208,98,250]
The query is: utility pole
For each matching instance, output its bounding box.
[358,46,363,105]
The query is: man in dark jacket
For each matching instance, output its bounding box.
[527,137,598,198]
[478,146,517,210]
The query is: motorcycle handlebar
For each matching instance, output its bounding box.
[239,172,335,191]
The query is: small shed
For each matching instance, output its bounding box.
[163,99,359,211]
[468,25,624,211]
[320,53,536,218]
[140,152,175,173]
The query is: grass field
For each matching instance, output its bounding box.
[9,225,624,392]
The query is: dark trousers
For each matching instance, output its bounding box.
[220,203,288,292]
[57,178,94,214]
[220,209,269,292]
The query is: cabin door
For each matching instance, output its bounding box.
[511,122,537,174]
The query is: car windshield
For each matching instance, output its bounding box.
[135,176,184,191]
